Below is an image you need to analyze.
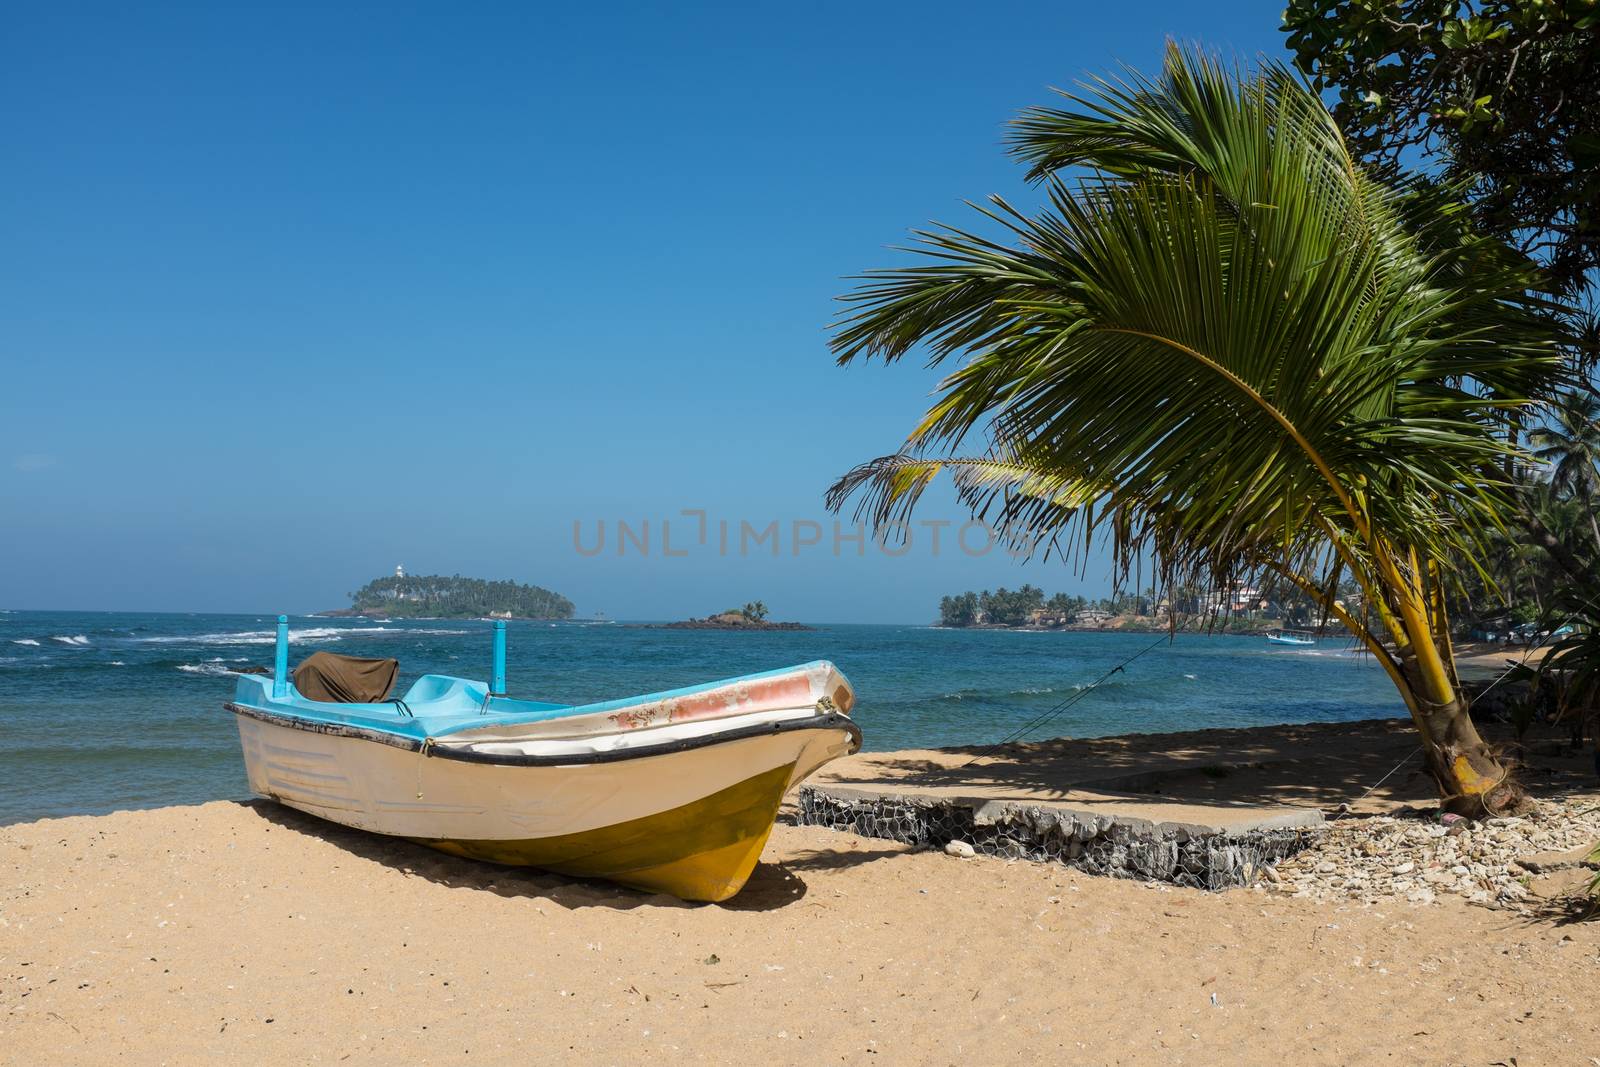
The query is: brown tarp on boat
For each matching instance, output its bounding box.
[293,650,399,704]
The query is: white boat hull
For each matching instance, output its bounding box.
[234,707,857,901]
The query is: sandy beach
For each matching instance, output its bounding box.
[5,720,1597,1066]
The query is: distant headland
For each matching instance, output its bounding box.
[321,569,574,621]
[937,583,1337,634]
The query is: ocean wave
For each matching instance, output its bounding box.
[936,685,1064,702]
[51,635,90,646]
[11,638,41,646]
[137,626,470,647]
[177,663,239,677]
[110,661,126,666]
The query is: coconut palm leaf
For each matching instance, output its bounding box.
[827,44,1567,815]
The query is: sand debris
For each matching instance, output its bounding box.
[1263,796,1600,910]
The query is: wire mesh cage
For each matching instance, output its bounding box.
[792,786,1322,890]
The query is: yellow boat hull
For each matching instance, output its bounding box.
[420,762,794,902]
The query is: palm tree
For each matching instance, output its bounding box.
[1530,388,1600,549]
[825,48,1565,816]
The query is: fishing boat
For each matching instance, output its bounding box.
[1265,628,1317,647]
[224,618,860,902]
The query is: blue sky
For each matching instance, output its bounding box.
[2,2,1286,621]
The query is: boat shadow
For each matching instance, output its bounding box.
[238,799,810,912]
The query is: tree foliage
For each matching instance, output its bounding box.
[1282,0,1600,302]
[938,587,1194,626]
[938,584,1049,626]
[939,591,981,626]
[726,600,770,621]
[349,574,574,620]
[826,46,1566,813]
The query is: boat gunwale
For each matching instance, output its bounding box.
[224,701,861,766]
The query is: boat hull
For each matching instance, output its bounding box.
[422,762,793,901]
[233,711,856,902]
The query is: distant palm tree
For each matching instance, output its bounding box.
[1531,389,1600,548]
[826,47,1565,815]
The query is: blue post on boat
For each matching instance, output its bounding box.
[491,620,507,696]
[272,615,290,698]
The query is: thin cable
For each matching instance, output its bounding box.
[1471,591,1600,705]
[1335,745,1422,818]
[959,634,1170,769]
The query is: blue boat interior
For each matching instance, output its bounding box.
[231,669,575,740]
[230,616,826,741]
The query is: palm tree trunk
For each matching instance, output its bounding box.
[1395,653,1520,816]
[1383,555,1524,817]
[1263,552,1523,816]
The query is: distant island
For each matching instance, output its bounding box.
[662,601,811,631]
[325,571,575,620]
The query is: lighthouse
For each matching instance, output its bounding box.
[395,564,405,579]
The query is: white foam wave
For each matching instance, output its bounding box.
[177,663,237,677]
[51,635,90,646]
[137,626,469,647]
[11,638,41,647]
[110,661,126,666]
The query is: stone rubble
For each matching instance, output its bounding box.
[1261,795,1600,911]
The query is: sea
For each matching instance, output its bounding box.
[0,609,1407,825]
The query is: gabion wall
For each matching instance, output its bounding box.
[792,787,1321,891]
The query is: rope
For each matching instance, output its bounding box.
[958,634,1170,769]
[415,737,436,799]
[1336,745,1421,817]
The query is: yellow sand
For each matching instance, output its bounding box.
[3,722,1598,1065]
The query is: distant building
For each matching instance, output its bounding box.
[395,564,406,579]
[1201,581,1262,613]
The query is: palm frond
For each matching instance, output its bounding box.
[830,46,1564,606]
